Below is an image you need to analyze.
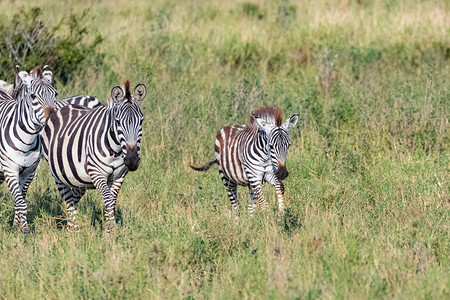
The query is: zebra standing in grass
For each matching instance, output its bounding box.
[190,106,298,214]
[41,80,146,232]
[0,66,58,232]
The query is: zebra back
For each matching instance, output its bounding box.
[56,95,101,110]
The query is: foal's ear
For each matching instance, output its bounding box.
[133,83,147,102]
[282,114,299,131]
[110,86,125,104]
[253,114,275,132]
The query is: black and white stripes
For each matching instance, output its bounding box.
[191,106,298,214]
[41,81,146,232]
[0,66,57,232]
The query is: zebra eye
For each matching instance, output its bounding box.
[31,94,36,100]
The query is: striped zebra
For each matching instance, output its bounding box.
[0,69,101,110]
[0,65,58,232]
[41,80,146,232]
[190,106,298,214]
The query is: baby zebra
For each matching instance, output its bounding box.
[41,81,146,233]
[190,106,298,214]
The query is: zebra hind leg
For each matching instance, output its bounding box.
[219,171,239,211]
[249,182,268,211]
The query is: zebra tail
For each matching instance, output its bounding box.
[190,159,217,172]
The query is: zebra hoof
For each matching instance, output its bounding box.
[13,219,29,234]
[20,225,30,234]
[105,222,118,235]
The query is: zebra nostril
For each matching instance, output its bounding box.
[276,166,288,180]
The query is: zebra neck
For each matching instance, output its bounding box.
[17,95,42,135]
[256,131,270,158]
[106,109,121,152]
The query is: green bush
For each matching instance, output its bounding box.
[0,7,103,85]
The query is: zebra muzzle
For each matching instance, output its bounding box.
[276,164,289,180]
[124,145,140,171]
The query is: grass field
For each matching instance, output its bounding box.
[0,0,448,298]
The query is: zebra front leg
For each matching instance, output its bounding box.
[275,180,285,213]
[109,177,125,207]
[249,182,268,211]
[247,186,257,216]
[3,167,29,233]
[247,172,268,211]
[19,164,38,202]
[91,175,118,234]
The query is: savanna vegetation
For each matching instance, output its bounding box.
[0,0,448,298]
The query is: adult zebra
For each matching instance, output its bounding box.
[0,68,101,110]
[42,80,146,232]
[0,65,58,232]
[190,106,298,214]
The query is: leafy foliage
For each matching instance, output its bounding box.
[0,7,103,85]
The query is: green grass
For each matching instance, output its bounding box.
[0,0,449,298]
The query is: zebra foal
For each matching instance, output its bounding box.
[0,66,58,232]
[42,81,146,232]
[191,106,298,214]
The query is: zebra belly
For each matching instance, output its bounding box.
[217,163,248,186]
[1,149,41,169]
[53,156,126,189]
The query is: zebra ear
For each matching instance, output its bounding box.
[253,114,274,132]
[42,65,53,83]
[282,114,299,130]
[110,86,125,104]
[16,67,31,87]
[133,83,146,102]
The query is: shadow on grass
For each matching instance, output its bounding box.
[0,186,123,233]
[280,207,302,236]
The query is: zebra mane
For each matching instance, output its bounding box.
[250,106,283,127]
[31,66,43,78]
[124,80,131,100]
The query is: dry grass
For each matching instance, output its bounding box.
[0,0,448,299]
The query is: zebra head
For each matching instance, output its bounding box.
[16,65,58,125]
[254,113,299,180]
[110,81,146,172]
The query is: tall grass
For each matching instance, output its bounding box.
[0,0,448,298]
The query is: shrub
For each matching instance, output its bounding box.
[0,7,103,85]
